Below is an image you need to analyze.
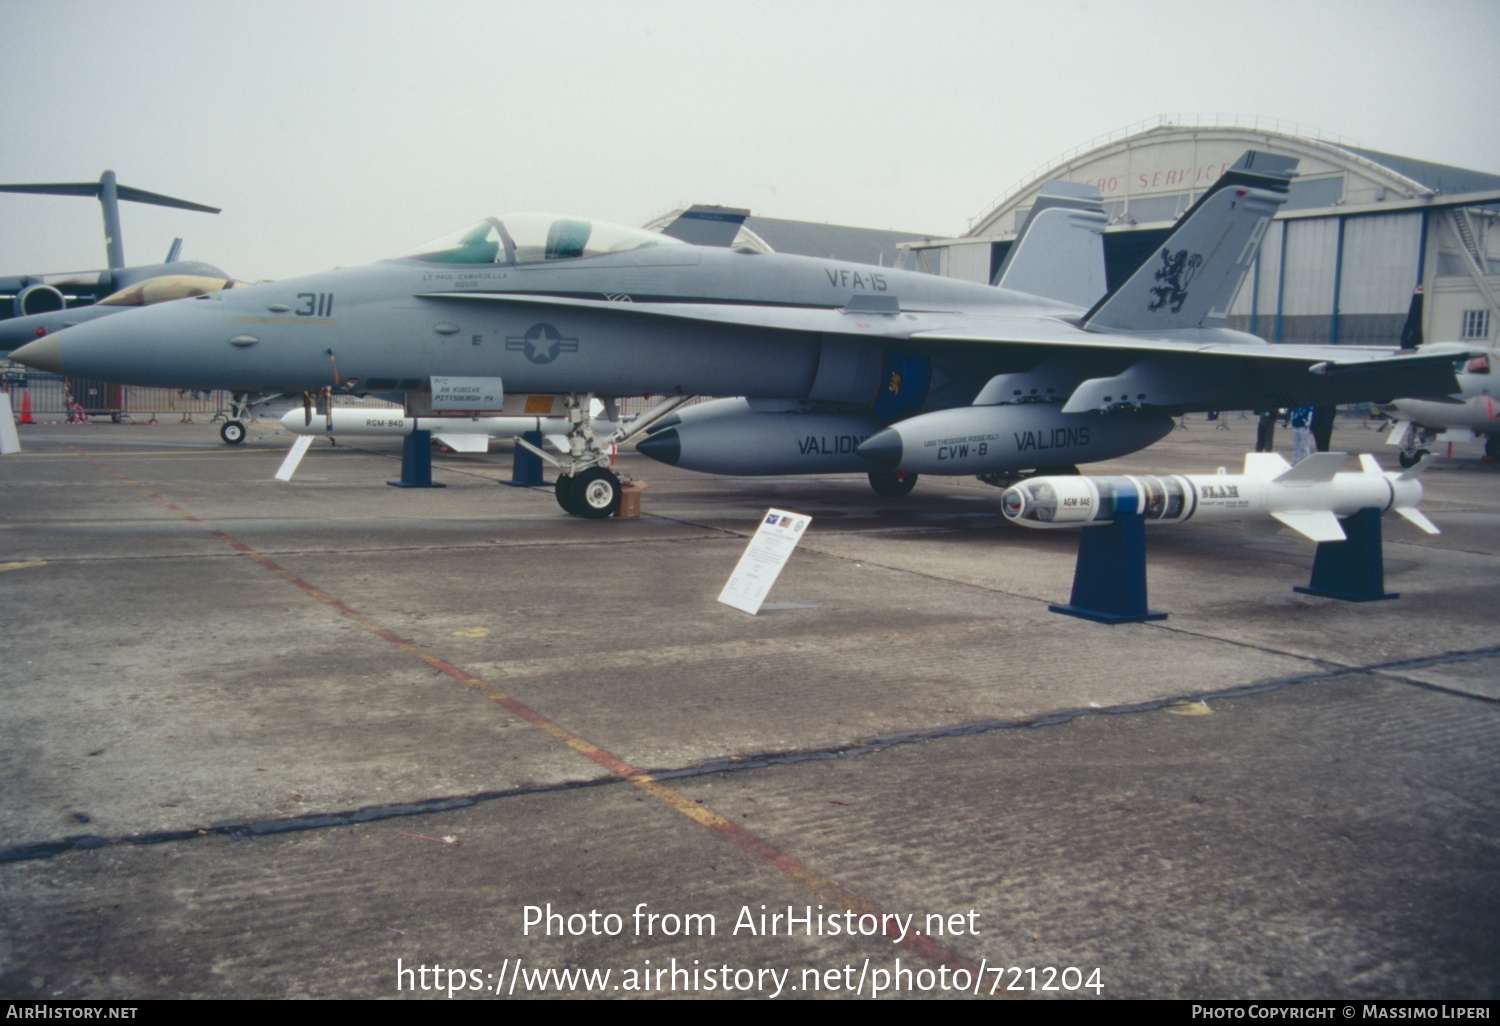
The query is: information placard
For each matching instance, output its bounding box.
[428,376,505,413]
[717,509,813,614]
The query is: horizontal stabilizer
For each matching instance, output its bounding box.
[1273,452,1346,483]
[1395,506,1441,535]
[1271,509,1346,543]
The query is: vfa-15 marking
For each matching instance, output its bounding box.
[13,155,1464,518]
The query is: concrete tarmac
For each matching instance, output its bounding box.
[0,414,1496,1000]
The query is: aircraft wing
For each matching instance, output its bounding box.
[420,290,1462,411]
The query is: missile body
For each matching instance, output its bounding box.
[855,404,1174,475]
[1000,452,1438,543]
[636,397,886,475]
[279,407,611,453]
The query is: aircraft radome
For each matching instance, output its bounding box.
[11,153,1464,518]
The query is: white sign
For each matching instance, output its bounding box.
[717,508,813,614]
[429,376,505,412]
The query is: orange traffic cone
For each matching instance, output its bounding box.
[18,389,33,425]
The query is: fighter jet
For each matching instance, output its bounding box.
[10,153,1463,517]
[1380,344,1499,465]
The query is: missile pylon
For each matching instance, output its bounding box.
[1000,452,1439,543]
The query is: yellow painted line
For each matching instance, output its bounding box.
[0,560,47,572]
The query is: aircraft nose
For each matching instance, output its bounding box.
[855,428,902,469]
[10,335,64,374]
[635,427,681,465]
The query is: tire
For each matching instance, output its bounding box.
[867,471,919,497]
[554,475,583,515]
[572,468,621,518]
[220,420,246,445]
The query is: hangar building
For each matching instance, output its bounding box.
[899,117,1500,349]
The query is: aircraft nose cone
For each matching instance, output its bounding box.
[855,428,902,469]
[10,335,65,374]
[635,427,681,465]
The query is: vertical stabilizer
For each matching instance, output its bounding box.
[1080,152,1296,334]
[992,181,1107,308]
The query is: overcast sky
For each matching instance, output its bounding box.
[3,0,1497,283]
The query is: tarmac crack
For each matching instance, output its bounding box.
[8,645,1493,864]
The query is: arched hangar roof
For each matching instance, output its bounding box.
[965,116,1500,238]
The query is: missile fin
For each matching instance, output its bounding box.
[1395,506,1441,535]
[1271,509,1347,542]
[1386,420,1412,447]
[433,433,490,453]
[1359,454,1382,474]
[1243,452,1291,477]
[1397,454,1438,481]
[1273,452,1347,483]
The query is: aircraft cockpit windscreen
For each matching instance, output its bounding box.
[403,213,680,266]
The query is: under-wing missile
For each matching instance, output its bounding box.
[279,406,613,453]
[999,452,1439,542]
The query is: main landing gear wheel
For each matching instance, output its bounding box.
[572,467,621,518]
[1398,448,1430,469]
[554,469,621,518]
[554,475,584,515]
[868,471,919,497]
[220,420,246,445]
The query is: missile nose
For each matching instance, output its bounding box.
[855,428,902,469]
[10,335,65,374]
[635,427,681,465]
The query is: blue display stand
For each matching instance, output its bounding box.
[1294,507,1397,601]
[507,429,545,487]
[387,430,445,488]
[1049,512,1167,624]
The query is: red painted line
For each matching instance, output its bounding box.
[69,447,996,986]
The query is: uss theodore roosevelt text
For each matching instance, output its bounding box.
[521,903,981,943]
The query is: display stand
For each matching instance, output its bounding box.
[1294,507,1397,601]
[388,430,445,488]
[1049,512,1167,624]
[508,429,545,487]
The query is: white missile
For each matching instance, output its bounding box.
[1000,452,1439,542]
[279,405,614,454]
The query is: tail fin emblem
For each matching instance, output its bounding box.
[1147,248,1203,314]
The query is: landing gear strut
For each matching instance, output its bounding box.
[516,392,695,517]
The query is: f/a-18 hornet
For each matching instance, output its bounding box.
[12,153,1460,517]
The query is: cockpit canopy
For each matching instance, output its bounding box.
[403,213,681,266]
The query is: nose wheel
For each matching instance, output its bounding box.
[867,470,919,497]
[555,467,621,518]
[220,420,247,445]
